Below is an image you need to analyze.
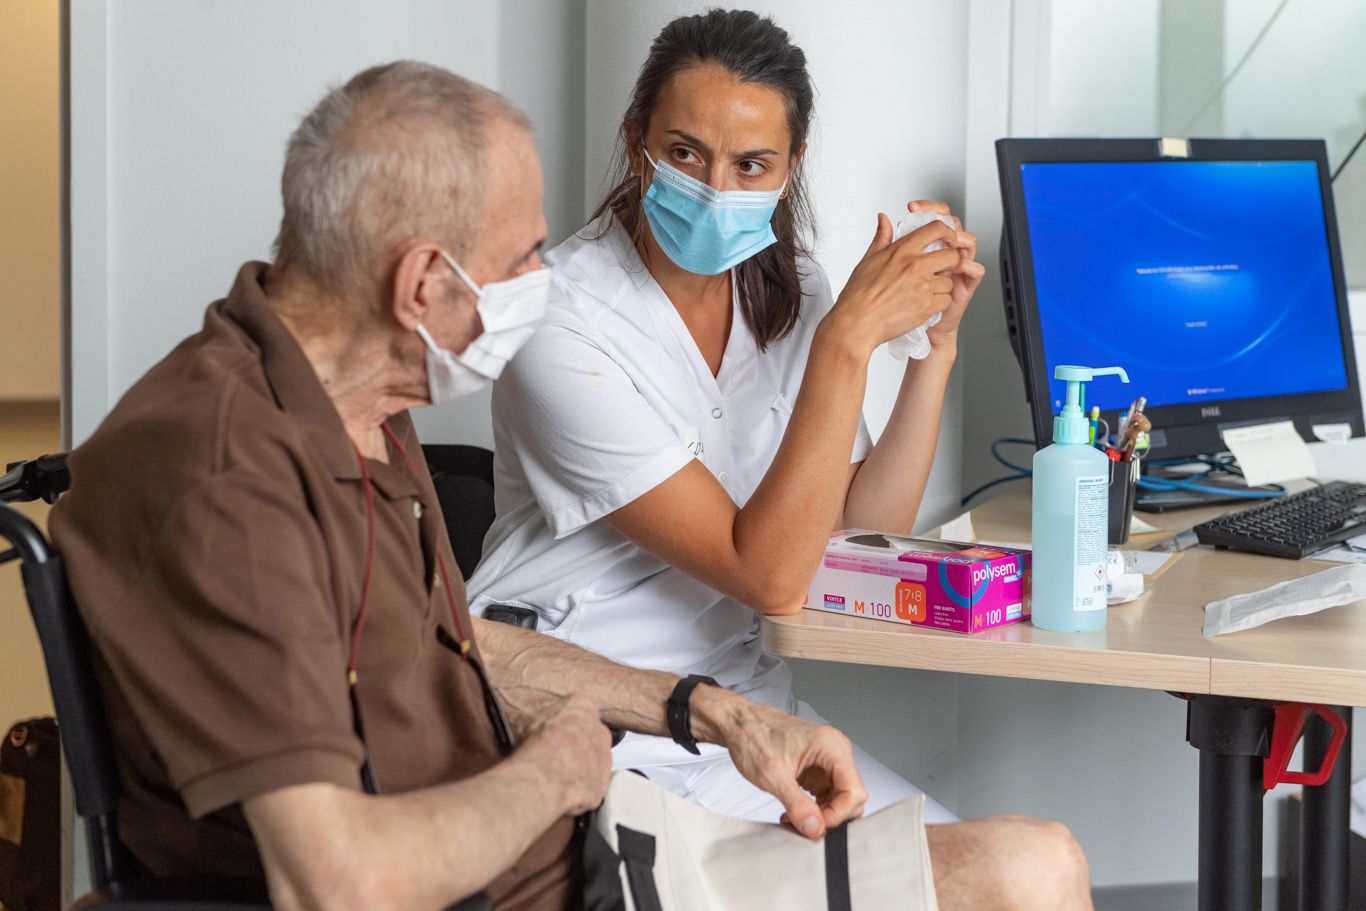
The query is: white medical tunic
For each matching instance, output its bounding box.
[468,216,872,769]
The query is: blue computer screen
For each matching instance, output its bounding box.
[1020,160,1348,413]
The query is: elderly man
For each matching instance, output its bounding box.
[51,62,1090,910]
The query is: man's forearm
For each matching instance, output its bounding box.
[247,750,570,911]
[474,617,745,744]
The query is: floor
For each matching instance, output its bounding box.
[1,400,61,730]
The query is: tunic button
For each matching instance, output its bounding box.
[711,407,723,419]
[412,502,424,519]
[719,471,730,482]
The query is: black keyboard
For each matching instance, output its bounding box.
[1194,481,1366,559]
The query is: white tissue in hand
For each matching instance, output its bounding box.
[887,211,955,360]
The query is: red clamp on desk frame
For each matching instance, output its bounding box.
[1263,702,1348,790]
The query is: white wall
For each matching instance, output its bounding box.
[70,0,533,450]
[1048,0,1160,137]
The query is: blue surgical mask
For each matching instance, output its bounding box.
[640,147,787,276]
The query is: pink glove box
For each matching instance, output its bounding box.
[804,531,1032,633]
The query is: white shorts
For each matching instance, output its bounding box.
[636,700,958,826]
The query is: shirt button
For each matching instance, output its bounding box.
[719,471,730,482]
[412,502,424,519]
[711,407,723,419]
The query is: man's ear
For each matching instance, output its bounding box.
[390,244,446,331]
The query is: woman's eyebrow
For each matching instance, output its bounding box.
[663,129,778,160]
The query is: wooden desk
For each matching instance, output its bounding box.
[762,484,1362,910]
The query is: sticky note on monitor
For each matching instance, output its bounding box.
[1158,137,1190,158]
[1221,421,1316,486]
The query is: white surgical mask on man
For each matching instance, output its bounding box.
[416,250,552,403]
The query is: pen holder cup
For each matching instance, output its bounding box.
[1108,456,1139,546]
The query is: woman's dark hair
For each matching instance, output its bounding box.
[589,8,816,349]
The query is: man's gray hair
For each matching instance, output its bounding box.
[273,61,529,300]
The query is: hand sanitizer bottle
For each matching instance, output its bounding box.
[1032,365,1130,632]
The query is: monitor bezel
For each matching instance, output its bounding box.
[996,137,1363,458]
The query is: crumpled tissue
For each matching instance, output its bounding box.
[1203,563,1366,637]
[887,211,955,360]
[1106,549,1146,604]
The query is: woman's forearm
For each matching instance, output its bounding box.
[841,342,957,533]
[729,320,874,611]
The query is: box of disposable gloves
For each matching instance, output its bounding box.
[804,531,1031,633]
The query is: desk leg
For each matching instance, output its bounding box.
[1187,696,1273,911]
[1300,706,1353,911]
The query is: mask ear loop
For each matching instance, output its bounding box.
[638,144,656,201]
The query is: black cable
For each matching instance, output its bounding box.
[1332,124,1366,183]
[961,436,1037,507]
[961,473,1029,508]
[990,437,1036,475]
[1176,0,1291,135]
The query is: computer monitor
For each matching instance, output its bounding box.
[996,138,1363,461]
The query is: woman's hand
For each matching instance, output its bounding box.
[825,203,975,355]
[904,200,984,352]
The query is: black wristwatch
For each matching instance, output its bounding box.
[667,674,719,755]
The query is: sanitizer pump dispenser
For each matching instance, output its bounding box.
[1031,365,1130,632]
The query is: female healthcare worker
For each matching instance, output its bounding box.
[468,9,982,825]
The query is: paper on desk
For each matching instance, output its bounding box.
[1105,549,1172,605]
[1221,421,1316,486]
[1203,563,1366,637]
[1129,514,1162,535]
[1313,423,1353,444]
[1115,550,1173,576]
[936,511,977,543]
[1313,547,1366,565]
[1303,532,1366,565]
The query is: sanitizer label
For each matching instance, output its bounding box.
[1073,475,1108,612]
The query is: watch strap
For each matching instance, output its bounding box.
[666,674,718,755]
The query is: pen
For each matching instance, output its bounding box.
[1120,413,1151,461]
[1120,397,1147,437]
[1089,406,1100,446]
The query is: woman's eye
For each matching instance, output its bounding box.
[671,147,698,164]
[738,160,766,176]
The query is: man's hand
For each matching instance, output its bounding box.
[694,688,867,840]
[516,694,614,816]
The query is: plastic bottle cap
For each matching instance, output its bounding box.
[1052,365,1130,445]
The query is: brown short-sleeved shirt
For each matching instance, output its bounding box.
[50,263,575,909]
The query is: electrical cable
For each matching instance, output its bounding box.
[1176,0,1292,135]
[1136,475,1284,499]
[963,437,1036,506]
[961,473,1029,507]
[1331,124,1366,183]
[991,437,1036,475]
